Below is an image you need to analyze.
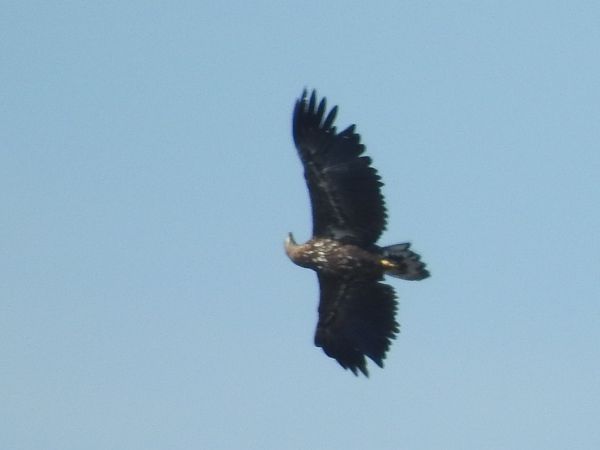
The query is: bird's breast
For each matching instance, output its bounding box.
[292,238,382,279]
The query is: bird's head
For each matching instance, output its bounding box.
[284,232,296,247]
[284,232,298,259]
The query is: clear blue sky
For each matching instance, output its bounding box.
[2,2,599,449]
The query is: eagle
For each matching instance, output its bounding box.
[285,90,429,376]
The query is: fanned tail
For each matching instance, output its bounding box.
[380,243,429,281]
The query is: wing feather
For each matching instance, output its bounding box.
[314,274,399,376]
[293,90,387,245]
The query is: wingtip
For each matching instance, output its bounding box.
[296,88,310,112]
[347,363,369,377]
[308,90,316,112]
[298,88,325,105]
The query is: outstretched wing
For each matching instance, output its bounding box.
[293,90,387,246]
[314,274,399,376]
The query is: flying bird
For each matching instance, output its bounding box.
[285,90,429,376]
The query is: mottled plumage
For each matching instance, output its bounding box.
[285,90,429,376]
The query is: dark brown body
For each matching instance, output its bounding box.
[286,236,384,280]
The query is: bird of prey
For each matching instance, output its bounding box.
[285,90,429,376]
